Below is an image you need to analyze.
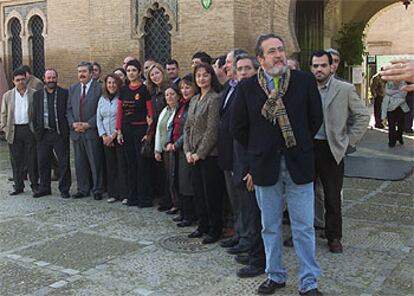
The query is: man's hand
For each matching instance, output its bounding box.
[243,173,254,192]
[102,135,113,146]
[155,152,162,162]
[380,59,414,91]
[185,152,193,164]
[117,133,124,145]
[166,143,175,151]
[191,153,200,164]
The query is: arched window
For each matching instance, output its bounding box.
[9,18,22,71]
[29,15,45,79]
[143,3,172,65]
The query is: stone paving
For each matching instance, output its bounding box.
[0,132,413,296]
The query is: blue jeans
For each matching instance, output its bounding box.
[255,157,320,293]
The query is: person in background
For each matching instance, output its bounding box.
[97,74,128,203]
[21,65,44,91]
[287,57,300,70]
[213,55,228,86]
[113,67,127,85]
[92,62,103,83]
[184,63,224,244]
[166,59,181,88]
[191,51,212,69]
[370,69,386,129]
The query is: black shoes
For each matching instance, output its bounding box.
[166,207,179,215]
[72,192,89,199]
[172,216,183,222]
[33,190,51,198]
[227,245,250,254]
[61,192,70,199]
[328,239,343,253]
[10,189,24,196]
[219,237,238,248]
[299,288,323,295]
[157,205,170,212]
[188,229,204,238]
[236,265,265,278]
[235,254,249,265]
[93,193,103,200]
[202,235,219,244]
[257,279,286,295]
[177,220,194,227]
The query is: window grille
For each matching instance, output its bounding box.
[30,16,45,79]
[10,18,22,71]
[144,3,172,65]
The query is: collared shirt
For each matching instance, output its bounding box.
[97,95,119,137]
[315,75,333,140]
[223,80,238,108]
[264,71,279,91]
[82,79,93,97]
[14,88,29,124]
[44,90,57,130]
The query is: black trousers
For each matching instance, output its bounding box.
[123,124,151,206]
[10,125,38,191]
[405,94,414,131]
[103,141,128,199]
[37,130,71,194]
[314,140,344,241]
[191,156,224,238]
[373,96,383,127]
[388,107,405,145]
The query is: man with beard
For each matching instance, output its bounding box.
[231,33,323,296]
[310,50,369,253]
[32,68,71,198]
[67,62,103,200]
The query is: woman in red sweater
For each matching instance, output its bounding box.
[116,59,154,207]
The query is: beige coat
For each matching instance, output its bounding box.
[0,87,36,144]
[322,77,370,164]
[183,90,220,159]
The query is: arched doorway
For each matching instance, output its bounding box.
[143,3,172,65]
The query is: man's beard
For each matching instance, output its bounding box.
[46,82,57,90]
[266,65,287,76]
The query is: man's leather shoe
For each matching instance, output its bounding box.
[328,239,343,253]
[72,192,89,199]
[8,177,14,181]
[93,193,103,200]
[172,215,183,222]
[9,189,24,196]
[257,279,286,295]
[61,192,70,199]
[219,237,238,248]
[227,245,250,254]
[202,235,219,244]
[188,229,204,238]
[299,288,323,295]
[177,220,193,227]
[33,190,51,198]
[235,254,249,265]
[237,265,265,278]
[283,236,293,247]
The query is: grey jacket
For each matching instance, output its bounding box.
[381,81,408,120]
[183,90,220,159]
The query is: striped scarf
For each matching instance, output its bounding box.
[258,67,296,148]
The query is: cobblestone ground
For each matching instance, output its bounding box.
[0,133,413,296]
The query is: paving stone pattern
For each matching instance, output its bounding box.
[0,139,413,296]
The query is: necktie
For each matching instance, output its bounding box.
[79,84,86,122]
[273,76,279,91]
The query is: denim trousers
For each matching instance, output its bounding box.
[255,157,321,293]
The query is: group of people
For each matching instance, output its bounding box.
[6,31,402,296]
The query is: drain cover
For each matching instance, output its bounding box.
[158,234,218,253]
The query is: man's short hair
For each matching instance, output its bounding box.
[77,61,93,72]
[234,53,260,71]
[214,55,226,68]
[44,68,59,78]
[166,59,179,68]
[309,50,333,65]
[20,65,32,75]
[255,33,285,58]
[13,67,27,79]
[326,48,340,58]
[232,48,249,60]
[92,62,102,72]
[192,51,212,64]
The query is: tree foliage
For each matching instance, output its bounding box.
[335,22,367,66]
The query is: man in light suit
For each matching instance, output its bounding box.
[67,62,103,200]
[310,50,370,253]
[0,67,38,195]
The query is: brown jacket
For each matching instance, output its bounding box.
[183,90,220,159]
[0,87,36,144]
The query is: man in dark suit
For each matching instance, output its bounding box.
[166,59,181,88]
[231,33,323,296]
[33,68,71,198]
[67,62,103,200]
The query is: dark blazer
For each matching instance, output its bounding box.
[33,86,69,141]
[230,70,323,186]
[218,82,237,171]
[66,79,102,140]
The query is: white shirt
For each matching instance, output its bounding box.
[14,88,29,124]
[82,79,93,97]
